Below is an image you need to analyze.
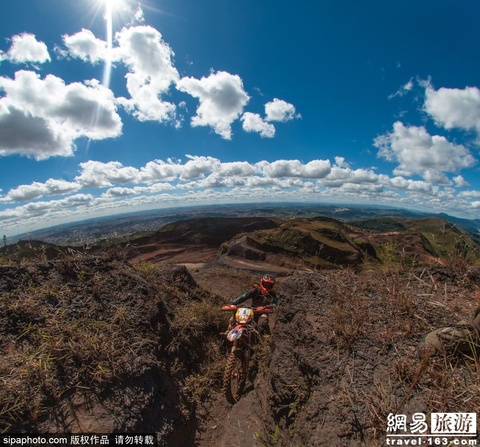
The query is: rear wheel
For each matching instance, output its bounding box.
[223,350,247,404]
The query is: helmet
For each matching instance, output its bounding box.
[260,274,275,293]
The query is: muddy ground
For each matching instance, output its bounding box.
[191,261,480,447]
[1,243,479,446]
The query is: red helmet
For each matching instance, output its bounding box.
[260,274,275,293]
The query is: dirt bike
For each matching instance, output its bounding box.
[221,303,274,404]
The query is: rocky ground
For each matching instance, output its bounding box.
[191,263,480,447]
[1,224,480,446]
[0,257,212,444]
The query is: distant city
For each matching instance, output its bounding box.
[5,202,480,247]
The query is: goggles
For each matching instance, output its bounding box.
[262,281,274,290]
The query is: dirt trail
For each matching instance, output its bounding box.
[191,266,480,447]
[128,244,218,264]
[197,389,265,447]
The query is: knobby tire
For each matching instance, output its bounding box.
[223,350,247,404]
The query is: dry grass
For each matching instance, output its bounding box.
[318,258,480,444]
[418,348,480,413]
[331,287,369,350]
[166,298,227,354]
[1,231,479,440]
[182,355,226,401]
[0,255,162,432]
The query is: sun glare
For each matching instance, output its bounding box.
[87,0,131,30]
[85,0,140,89]
[102,0,113,88]
[103,0,124,13]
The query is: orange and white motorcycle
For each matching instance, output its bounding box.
[221,304,274,404]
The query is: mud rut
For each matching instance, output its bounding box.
[194,268,345,447]
[193,269,381,447]
[196,387,266,447]
[190,263,480,447]
[190,263,280,447]
[195,318,277,447]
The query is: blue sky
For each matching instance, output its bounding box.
[1,0,480,237]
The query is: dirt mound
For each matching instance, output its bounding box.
[122,217,281,264]
[231,218,368,269]
[193,266,480,447]
[0,255,227,446]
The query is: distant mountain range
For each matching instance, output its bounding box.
[5,202,480,246]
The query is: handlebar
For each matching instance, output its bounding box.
[221,304,274,314]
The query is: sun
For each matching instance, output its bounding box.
[98,0,124,11]
[87,0,133,26]
[103,0,126,14]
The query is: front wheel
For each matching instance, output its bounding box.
[223,350,247,404]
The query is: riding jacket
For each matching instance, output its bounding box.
[231,285,278,308]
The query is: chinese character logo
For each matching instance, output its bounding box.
[431,413,477,434]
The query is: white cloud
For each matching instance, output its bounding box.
[388,78,414,99]
[425,85,480,135]
[241,98,299,137]
[176,71,250,139]
[102,187,136,198]
[1,33,51,64]
[102,182,174,198]
[374,121,476,179]
[386,176,432,192]
[334,157,350,169]
[458,190,480,199]
[114,25,179,122]
[63,25,179,123]
[5,179,80,202]
[336,183,384,194]
[0,194,94,222]
[260,159,331,179]
[0,71,122,159]
[181,155,222,180]
[422,169,449,185]
[139,159,182,182]
[216,161,257,177]
[4,153,480,236]
[133,5,145,23]
[241,112,275,138]
[74,156,225,188]
[265,98,299,122]
[61,29,107,63]
[75,160,141,188]
[0,105,74,159]
[59,25,298,139]
[452,175,469,188]
[322,166,379,187]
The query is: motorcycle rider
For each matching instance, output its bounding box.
[227,274,278,336]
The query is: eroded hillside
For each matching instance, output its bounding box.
[216,216,480,271]
[0,255,227,445]
[192,264,480,446]
[1,216,480,446]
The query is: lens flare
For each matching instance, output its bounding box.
[102,0,114,88]
[87,0,126,151]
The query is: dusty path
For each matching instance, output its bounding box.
[197,389,265,447]
[128,244,218,264]
[219,256,301,275]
